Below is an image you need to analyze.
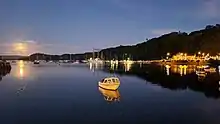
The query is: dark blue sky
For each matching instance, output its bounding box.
[0,0,220,55]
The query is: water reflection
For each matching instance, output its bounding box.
[0,67,11,82]
[19,67,24,78]
[101,63,220,99]
[12,60,34,80]
[89,62,104,72]
[165,65,170,75]
[19,60,24,79]
[98,87,120,102]
[110,61,118,71]
[124,61,133,72]
[165,64,195,76]
[89,62,94,72]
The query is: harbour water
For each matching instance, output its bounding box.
[1,61,220,124]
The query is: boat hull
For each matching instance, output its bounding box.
[98,82,120,90]
[33,62,40,64]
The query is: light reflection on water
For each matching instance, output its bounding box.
[19,60,24,79]
[1,62,220,123]
[12,60,33,80]
[164,64,217,78]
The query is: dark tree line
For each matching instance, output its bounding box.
[28,24,220,61]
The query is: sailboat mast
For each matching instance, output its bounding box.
[101,51,103,60]
[97,51,99,59]
[93,48,95,60]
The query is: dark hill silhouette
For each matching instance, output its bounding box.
[28,24,220,61]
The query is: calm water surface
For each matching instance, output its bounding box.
[1,61,220,124]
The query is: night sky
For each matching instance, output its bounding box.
[0,0,219,55]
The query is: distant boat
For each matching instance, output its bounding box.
[82,60,88,63]
[196,66,206,76]
[33,60,40,64]
[204,66,216,73]
[11,60,16,63]
[98,77,120,90]
[34,54,40,64]
[73,60,80,64]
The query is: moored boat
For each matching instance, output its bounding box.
[204,66,216,73]
[33,60,40,64]
[98,77,120,90]
[196,66,206,76]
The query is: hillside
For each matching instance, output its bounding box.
[29,24,220,61]
[0,55,27,60]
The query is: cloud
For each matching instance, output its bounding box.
[151,29,178,36]
[22,40,37,44]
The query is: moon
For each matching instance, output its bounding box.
[13,42,27,55]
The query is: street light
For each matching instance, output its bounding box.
[167,52,170,56]
[198,51,201,55]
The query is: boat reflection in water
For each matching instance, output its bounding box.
[0,66,11,82]
[98,87,120,102]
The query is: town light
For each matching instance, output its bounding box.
[198,51,201,55]
[167,52,170,56]
[207,53,209,56]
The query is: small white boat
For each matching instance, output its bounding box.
[33,60,40,64]
[204,66,216,73]
[73,60,80,64]
[98,77,120,90]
